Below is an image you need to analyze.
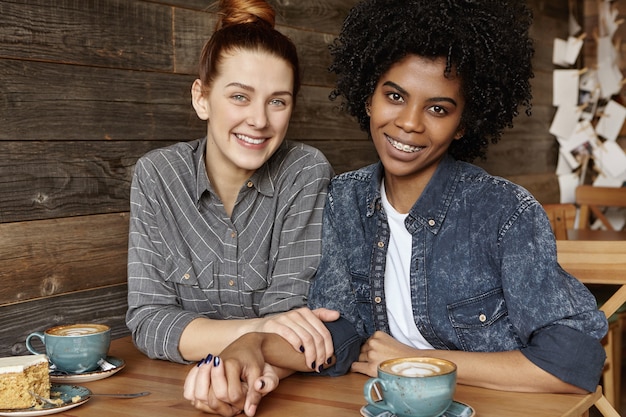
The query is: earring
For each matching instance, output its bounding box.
[365,103,371,116]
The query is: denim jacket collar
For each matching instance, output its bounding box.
[365,154,459,235]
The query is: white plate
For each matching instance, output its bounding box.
[360,400,475,417]
[0,384,91,416]
[49,356,125,383]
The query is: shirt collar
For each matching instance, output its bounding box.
[194,137,281,204]
[195,137,210,204]
[366,154,459,234]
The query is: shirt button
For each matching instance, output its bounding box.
[377,241,384,248]
[374,296,382,304]
[182,273,190,280]
[231,231,237,238]
[229,280,235,286]
[428,219,436,227]
[479,314,487,322]
[247,181,253,188]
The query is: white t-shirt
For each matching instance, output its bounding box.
[381,181,433,349]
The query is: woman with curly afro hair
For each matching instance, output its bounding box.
[184,1,608,415]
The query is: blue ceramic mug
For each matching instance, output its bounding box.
[26,323,110,374]
[364,357,457,417]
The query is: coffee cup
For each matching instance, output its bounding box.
[363,357,457,417]
[25,323,111,374]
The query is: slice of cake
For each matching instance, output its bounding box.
[0,354,50,409]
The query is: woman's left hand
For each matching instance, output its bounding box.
[257,307,338,374]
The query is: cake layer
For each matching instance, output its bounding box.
[0,354,50,409]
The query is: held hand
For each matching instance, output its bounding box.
[217,338,280,416]
[183,354,247,416]
[258,307,339,373]
[351,331,417,376]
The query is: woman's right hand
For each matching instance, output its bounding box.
[257,307,338,373]
[183,348,279,416]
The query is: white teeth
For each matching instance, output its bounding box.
[236,134,265,145]
[387,136,422,153]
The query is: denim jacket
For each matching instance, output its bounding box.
[309,155,608,392]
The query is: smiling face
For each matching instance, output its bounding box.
[192,49,294,180]
[369,54,465,193]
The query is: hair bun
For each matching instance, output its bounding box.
[216,0,276,30]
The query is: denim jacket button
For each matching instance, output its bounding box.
[428,219,436,227]
[374,296,382,304]
[377,241,384,248]
[479,314,487,322]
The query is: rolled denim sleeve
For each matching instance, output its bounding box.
[521,324,606,392]
[318,318,363,376]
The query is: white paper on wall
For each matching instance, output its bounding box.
[593,169,626,187]
[553,38,569,67]
[597,59,624,98]
[556,152,574,175]
[600,3,621,38]
[550,106,584,144]
[558,172,581,203]
[553,69,581,107]
[553,37,584,66]
[593,140,626,178]
[595,99,626,141]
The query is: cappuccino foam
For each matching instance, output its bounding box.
[47,324,109,337]
[390,362,441,377]
[380,358,455,377]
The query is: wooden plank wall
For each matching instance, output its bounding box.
[0,0,575,355]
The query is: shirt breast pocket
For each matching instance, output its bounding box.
[447,288,522,352]
[164,258,215,289]
[241,262,270,293]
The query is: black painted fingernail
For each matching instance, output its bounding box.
[259,379,266,390]
[204,353,213,365]
[311,361,316,370]
[327,357,332,365]
[318,364,324,372]
[214,356,220,366]
[299,345,305,353]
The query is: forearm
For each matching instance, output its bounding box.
[179,317,266,362]
[228,332,330,373]
[417,349,586,394]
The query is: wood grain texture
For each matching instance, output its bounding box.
[0,213,129,304]
[0,59,205,141]
[0,140,177,223]
[0,0,174,71]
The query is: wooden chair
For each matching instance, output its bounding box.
[542,203,577,240]
[575,185,626,230]
[557,240,626,416]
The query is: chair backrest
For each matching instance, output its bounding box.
[542,203,577,240]
[556,240,626,318]
[575,185,626,230]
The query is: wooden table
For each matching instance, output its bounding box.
[54,336,605,417]
[567,229,626,241]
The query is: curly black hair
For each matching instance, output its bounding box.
[329,0,535,162]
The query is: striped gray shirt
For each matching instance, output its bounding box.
[126,138,333,362]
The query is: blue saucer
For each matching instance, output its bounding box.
[360,401,475,417]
